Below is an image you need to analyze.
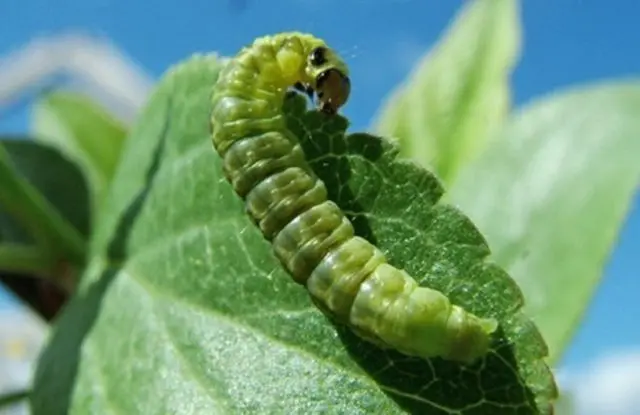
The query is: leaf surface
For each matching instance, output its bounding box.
[33,55,556,415]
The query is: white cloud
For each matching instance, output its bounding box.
[559,349,640,415]
[0,32,153,125]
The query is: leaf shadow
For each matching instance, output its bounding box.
[31,98,173,415]
[284,94,541,414]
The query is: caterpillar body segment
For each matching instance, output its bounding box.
[210,32,498,364]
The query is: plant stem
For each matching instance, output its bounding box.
[0,388,30,408]
[0,143,86,265]
[0,243,55,275]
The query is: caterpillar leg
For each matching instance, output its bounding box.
[293,81,315,102]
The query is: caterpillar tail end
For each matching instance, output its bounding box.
[445,310,499,365]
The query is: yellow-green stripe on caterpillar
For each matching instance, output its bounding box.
[210,32,498,364]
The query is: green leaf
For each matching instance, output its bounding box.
[372,0,520,187]
[33,54,556,414]
[447,81,640,363]
[31,91,128,213]
[0,138,89,271]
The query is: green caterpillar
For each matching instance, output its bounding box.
[210,32,498,364]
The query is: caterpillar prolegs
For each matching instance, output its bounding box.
[210,32,498,364]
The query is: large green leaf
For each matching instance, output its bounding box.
[448,81,640,363]
[32,91,128,214]
[373,0,520,187]
[0,138,89,274]
[33,55,556,414]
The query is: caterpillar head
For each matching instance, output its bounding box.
[304,45,351,115]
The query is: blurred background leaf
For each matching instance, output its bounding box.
[447,82,640,363]
[32,92,128,217]
[373,0,520,187]
[0,138,90,315]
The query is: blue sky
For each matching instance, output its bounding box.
[0,0,638,376]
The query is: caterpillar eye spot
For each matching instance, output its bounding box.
[309,46,328,66]
[210,32,497,365]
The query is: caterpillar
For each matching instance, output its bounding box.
[210,32,498,364]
